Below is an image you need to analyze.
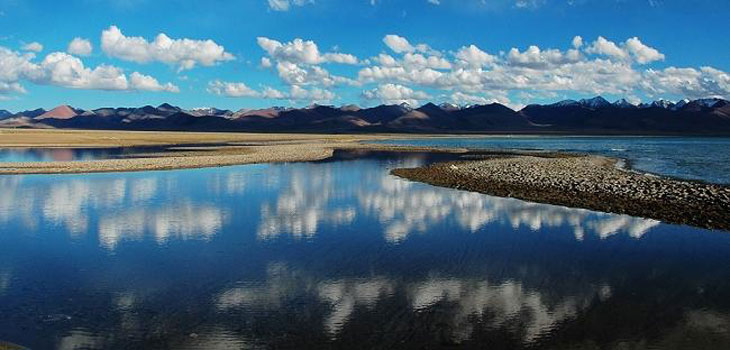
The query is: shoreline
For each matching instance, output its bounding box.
[2,129,729,231]
[391,153,730,231]
[0,129,468,175]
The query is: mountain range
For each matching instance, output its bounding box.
[1,97,729,135]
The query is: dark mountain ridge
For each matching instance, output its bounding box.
[2,96,730,135]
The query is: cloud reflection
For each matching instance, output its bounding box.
[0,153,662,251]
[98,202,225,250]
[255,158,662,242]
[214,263,606,344]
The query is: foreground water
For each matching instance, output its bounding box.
[1,151,729,349]
[375,136,730,184]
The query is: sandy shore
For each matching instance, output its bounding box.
[392,154,730,231]
[0,129,465,174]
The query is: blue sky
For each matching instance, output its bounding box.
[1,0,729,111]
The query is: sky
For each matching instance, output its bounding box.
[0,0,729,112]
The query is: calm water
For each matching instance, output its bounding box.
[1,151,729,349]
[0,146,184,163]
[375,136,730,184]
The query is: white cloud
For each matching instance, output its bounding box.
[267,0,313,11]
[455,44,497,68]
[507,45,581,68]
[586,36,664,64]
[640,66,730,99]
[0,46,178,95]
[362,83,430,106]
[207,80,260,98]
[427,0,441,4]
[101,25,234,71]
[353,34,729,106]
[257,37,358,65]
[383,34,415,54]
[21,42,43,52]
[129,72,179,92]
[254,37,358,92]
[208,79,335,103]
[572,36,583,49]
[447,91,506,106]
[586,36,629,61]
[624,37,665,64]
[402,52,452,70]
[67,37,92,56]
[37,52,129,90]
[289,85,335,102]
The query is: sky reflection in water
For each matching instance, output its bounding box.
[0,151,729,349]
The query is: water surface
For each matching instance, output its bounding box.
[1,151,729,349]
[375,136,730,184]
[0,146,185,163]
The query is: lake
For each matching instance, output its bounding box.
[374,136,730,184]
[0,149,729,349]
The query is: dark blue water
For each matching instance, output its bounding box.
[374,136,730,184]
[1,151,729,349]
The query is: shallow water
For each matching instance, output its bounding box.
[0,151,729,349]
[374,136,730,184]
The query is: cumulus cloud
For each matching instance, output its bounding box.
[454,45,497,68]
[253,37,358,97]
[362,83,430,106]
[383,35,415,54]
[586,36,663,64]
[129,72,179,92]
[586,36,629,61]
[67,37,92,56]
[352,34,712,107]
[624,37,665,64]
[640,66,730,99]
[21,42,43,52]
[208,79,335,103]
[101,25,234,71]
[0,46,178,95]
[207,80,260,98]
[257,37,358,65]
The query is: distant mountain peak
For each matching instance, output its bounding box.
[552,99,579,107]
[613,98,636,108]
[35,105,78,120]
[439,102,460,111]
[579,96,611,108]
[696,98,722,108]
[340,104,361,112]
